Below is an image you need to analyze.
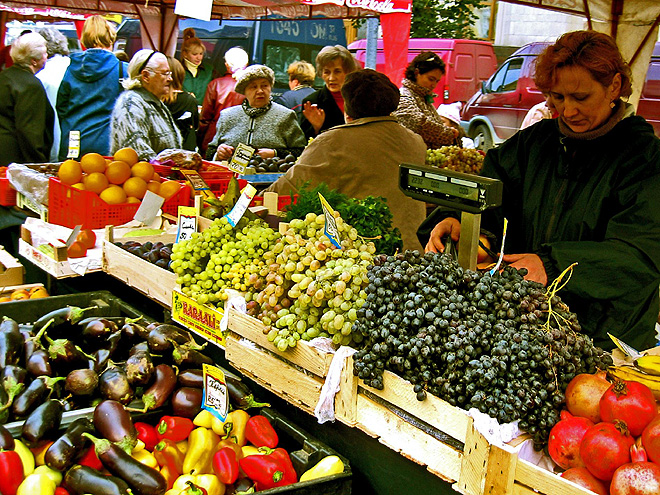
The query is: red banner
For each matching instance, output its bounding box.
[381,12,411,86]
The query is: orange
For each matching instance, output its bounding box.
[10,289,29,300]
[71,182,86,190]
[131,161,155,182]
[113,147,139,166]
[80,153,107,174]
[67,241,87,259]
[0,297,10,303]
[58,159,83,185]
[105,161,131,185]
[151,172,162,183]
[123,177,148,199]
[126,197,141,204]
[83,172,109,194]
[76,229,96,250]
[99,185,127,205]
[146,181,161,195]
[29,287,49,299]
[159,180,182,200]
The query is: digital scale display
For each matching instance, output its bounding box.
[399,164,502,214]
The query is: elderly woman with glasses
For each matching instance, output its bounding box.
[110,49,182,160]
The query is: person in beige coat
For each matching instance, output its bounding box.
[265,69,427,251]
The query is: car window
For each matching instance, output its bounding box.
[488,58,523,93]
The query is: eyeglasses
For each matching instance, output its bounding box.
[148,69,172,77]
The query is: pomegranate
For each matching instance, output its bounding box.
[610,440,660,495]
[641,413,660,464]
[548,411,593,469]
[580,421,635,481]
[600,379,657,436]
[565,372,611,423]
[560,467,609,495]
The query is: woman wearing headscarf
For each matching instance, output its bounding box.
[110,49,182,160]
[207,64,306,161]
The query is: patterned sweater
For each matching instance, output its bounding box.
[394,78,455,149]
[110,87,182,161]
[206,102,306,159]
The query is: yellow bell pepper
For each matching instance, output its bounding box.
[241,445,266,457]
[172,474,225,495]
[223,410,250,446]
[176,440,189,456]
[299,455,344,482]
[16,473,56,495]
[210,416,229,437]
[33,465,62,486]
[132,449,159,469]
[133,439,146,452]
[14,440,35,476]
[182,427,219,475]
[30,441,53,467]
[193,410,214,429]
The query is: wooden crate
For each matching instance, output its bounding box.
[0,246,24,287]
[102,226,177,308]
[225,309,357,424]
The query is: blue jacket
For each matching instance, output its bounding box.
[56,49,127,160]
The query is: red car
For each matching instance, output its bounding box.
[461,41,660,151]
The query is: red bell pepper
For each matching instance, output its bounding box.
[212,446,239,485]
[270,447,298,484]
[238,447,296,490]
[77,445,103,471]
[157,416,194,443]
[135,422,159,451]
[0,450,25,495]
[244,415,278,449]
[55,488,70,495]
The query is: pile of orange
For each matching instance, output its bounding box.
[0,286,49,303]
[57,148,182,205]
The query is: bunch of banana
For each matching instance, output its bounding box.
[609,354,660,400]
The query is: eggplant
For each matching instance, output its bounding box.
[1,365,27,409]
[171,387,203,418]
[45,335,95,373]
[44,417,94,471]
[65,369,99,396]
[125,351,154,387]
[146,324,199,353]
[63,464,132,495]
[13,376,65,418]
[0,321,23,369]
[135,364,176,412]
[121,321,150,342]
[21,329,38,358]
[129,342,151,356]
[21,398,64,447]
[0,424,14,451]
[83,433,167,495]
[99,364,134,404]
[226,375,270,410]
[171,341,212,368]
[177,369,203,389]
[91,348,112,373]
[0,317,19,336]
[103,330,123,355]
[32,305,97,338]
[93,400,137,453]
[0,385,8,424]
[82,318,118,343]
[26,348,53,377]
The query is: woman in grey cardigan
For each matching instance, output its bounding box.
[207,65,306,161]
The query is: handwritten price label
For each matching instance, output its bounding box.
[202,364,229,421]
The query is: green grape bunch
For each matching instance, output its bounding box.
[425,146,485,174]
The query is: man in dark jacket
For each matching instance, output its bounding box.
[0,32,53,166]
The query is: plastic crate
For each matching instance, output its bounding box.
[252,194,298,210]
[259,407,352,495]
[153,160,235,180]
[48,178,191,229]
[206,177,249,196]
[0,176,16,206]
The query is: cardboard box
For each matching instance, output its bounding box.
[0,247,24,287]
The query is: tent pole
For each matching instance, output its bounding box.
[629,13,660,66]
[365,17,378,69]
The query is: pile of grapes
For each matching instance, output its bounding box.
[246,212,375,350]
[249,154,296,174]
[352,250,612,449]
[425,146,484,174]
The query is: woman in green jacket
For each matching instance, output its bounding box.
[423,30,660,351]
[180,28,213,106]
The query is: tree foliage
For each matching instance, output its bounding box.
[410,0,483,39]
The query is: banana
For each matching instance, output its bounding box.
[634,354,660,376]
[608,365,660,400]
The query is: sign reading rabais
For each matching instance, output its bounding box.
[172,289,225,347]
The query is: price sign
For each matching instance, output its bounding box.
[171,290,225,347]
[202,364,229,421]
[176,206,198,242]
[67,131,80,159]
[224,183,257,227]
[318,193,341,248]
[228,143,255,174]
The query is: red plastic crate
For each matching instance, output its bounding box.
[153,160,234,180]
[48,178,191,229]
[251,194,297,210]
[0,177,16,206]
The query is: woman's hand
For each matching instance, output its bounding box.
[502,253,548,285]
[302,101,326,134]
[214,144,234,160]
[256,148,276,159]
[425,218,461,253]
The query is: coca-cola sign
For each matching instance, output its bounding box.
[303,0,412,14]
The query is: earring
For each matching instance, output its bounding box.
[610,100,616,109]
